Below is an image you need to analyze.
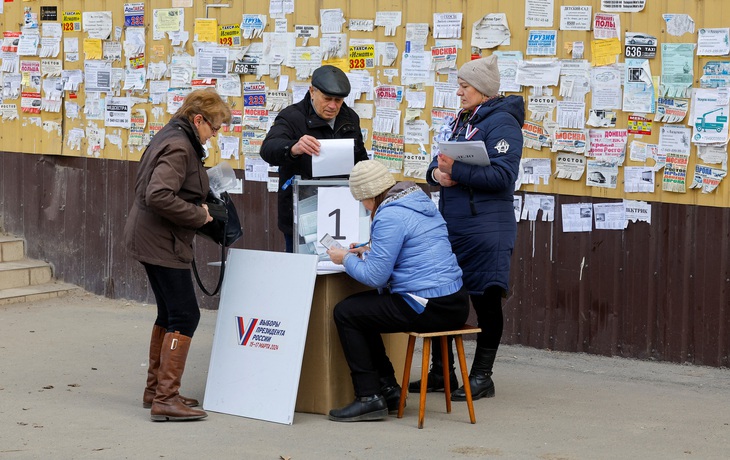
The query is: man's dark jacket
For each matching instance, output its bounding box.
[260,92,368,236]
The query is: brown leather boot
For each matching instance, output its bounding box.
[150,332,207,422]
[142,325,199,409]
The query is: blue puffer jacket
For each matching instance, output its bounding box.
[427,95,525,294]
[343,182,463,307]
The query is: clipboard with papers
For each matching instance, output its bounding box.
[437,141,491,166]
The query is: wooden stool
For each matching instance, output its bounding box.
[397,325,481,428]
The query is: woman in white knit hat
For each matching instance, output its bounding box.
[414,54,525,402]
[325,160,469,422]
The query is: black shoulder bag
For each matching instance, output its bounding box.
[192,191,243,296]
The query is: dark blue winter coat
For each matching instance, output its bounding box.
[427,95,525,295]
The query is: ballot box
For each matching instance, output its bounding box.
[292,177,370,257]
[295,272,409,415]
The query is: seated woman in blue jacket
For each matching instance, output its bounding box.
[326,160,469,422]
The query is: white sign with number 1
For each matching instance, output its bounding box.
[316,187,361,249]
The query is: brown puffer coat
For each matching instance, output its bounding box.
[124,117,210,269]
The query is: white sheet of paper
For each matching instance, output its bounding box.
[437,141,491,166]
[593,203,625,230]
[623,199,651,225]
[311,138,355,177]
[278,74,289,91]
[561,203,593,232]
[525,0,555,28]
[83,11,113,40]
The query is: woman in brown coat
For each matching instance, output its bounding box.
[124,88,231,422]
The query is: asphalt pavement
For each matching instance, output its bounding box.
[1,291,728,459]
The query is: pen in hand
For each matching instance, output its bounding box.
[351,242,368,249]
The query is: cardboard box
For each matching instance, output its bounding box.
[295,273,408,415]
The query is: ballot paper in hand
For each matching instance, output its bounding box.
[437,140,491,166]
[311,138,355,177]
[319,233,344,250]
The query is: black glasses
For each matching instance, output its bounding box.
[201,115,221,133]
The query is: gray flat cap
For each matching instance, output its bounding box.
[311,65,351,97]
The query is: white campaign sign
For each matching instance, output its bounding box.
[203,249,318,425]
[316,186,361,247]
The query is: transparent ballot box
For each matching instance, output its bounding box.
[292,177,370,263]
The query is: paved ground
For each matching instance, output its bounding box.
[1,291,728,460]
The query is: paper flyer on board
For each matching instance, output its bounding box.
[624,166,655,193]
[591,65,623,109]
[525,0,554,28]
[586,160,618,188]
[689,164,726,193]
[588,129,627,164]
[691,88,729,144]
[561,203,593,232]
[660,43,695,97]
[601,0,645,13]
[560,6,591,31]
[697,28,730,56]
[471,14,511,49]
[659,125,691,192]
[623,58,655,113]
[521,193,554,222]
[555,153,586,180]
[624,199,651,225]
[593,202,625,230]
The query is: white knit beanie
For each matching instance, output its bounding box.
[457,54,500,97]
[348,160,396,201]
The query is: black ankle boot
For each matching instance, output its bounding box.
[408,337,455,393]
[379,378,404,412]
[451,373,495,401]
[408,369,458,393]
[452,348,497,401]
[328,395,388,422]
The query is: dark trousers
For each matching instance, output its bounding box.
[473,285,505,350]
[333,288,469,397]
[284,233,293,253]
[433,285,505,369]
[142,263,201,337]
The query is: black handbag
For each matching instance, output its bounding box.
[193,191,242,296]
[196,191,243,246]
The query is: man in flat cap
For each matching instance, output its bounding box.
[261,65,368,252]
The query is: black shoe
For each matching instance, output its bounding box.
[408,370,458,393]
[380,384,404,412]
[451,373,495,401]
[328,395,388,422]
